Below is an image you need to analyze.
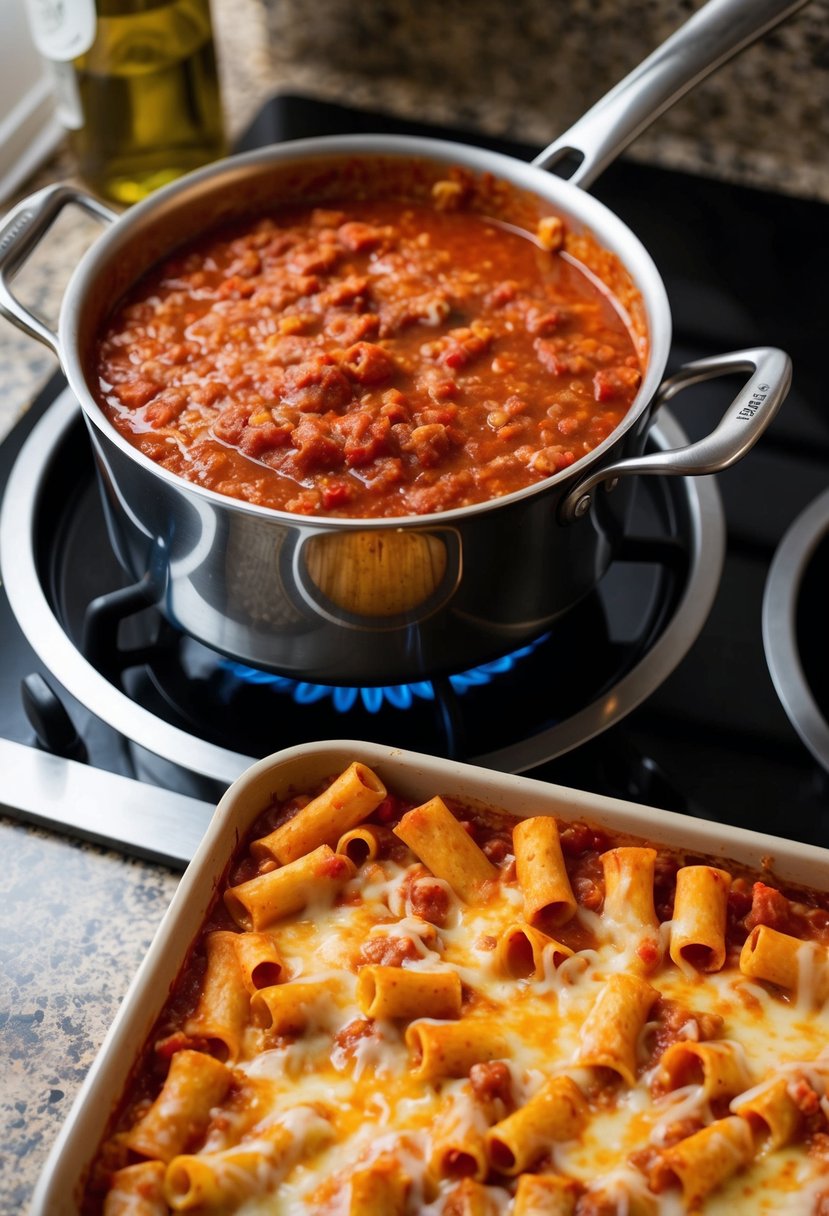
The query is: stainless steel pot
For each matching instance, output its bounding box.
[0,0,806,684]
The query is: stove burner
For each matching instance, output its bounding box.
[2,92,829,857]
[221,634,551,713]
[135,600,612,763]
[0,388,725,785]
[763,486,829,775]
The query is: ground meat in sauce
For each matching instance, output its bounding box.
[644,998,725,1081]
[406,875,452,926]
[744,880,803,936]
[332,1018,373,1057]
[356,935,421,967]
[94,198,642,518]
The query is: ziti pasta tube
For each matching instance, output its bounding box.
[394,797,496,903]
[357,964,462,1021]
[251,762,386,864]
[649,1115,754,1208]
[485,1075,587,1174]
[739,923,828,1000]
[656,1040,754,1102]
[575,973,658,1085]
[513,1173,579,1216]
[348,1155,410,1215]
[251,980,338,1036]
[224,845,356,930]
[730,1074,802,1149]
[495,922,574,979]
[406,1019,507,1081]
[183,930,249,1062]
[443,1178,502,1216]
[600,846,661,968]
[429,1092,491,1183]
[513,816,577,927]
[121,1050,232,1162]
[336,825,383,866]
[103,1162,166,1216]
[165,1113,333,1211]
[165,1150,264,1211]
[669,864,732,972]
[232,931,284,993]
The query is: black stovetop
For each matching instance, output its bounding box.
[2,94,828,849]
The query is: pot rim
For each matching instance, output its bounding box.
[59,133,673,529]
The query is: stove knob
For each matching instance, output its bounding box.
[21,673,88,763]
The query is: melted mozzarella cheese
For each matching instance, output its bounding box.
[148,844,829,1214]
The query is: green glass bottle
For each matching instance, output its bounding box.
[27,0,226,205]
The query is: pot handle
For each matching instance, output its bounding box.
[0,183,117,355]
[532,0,810,191]
[559,346,791,524]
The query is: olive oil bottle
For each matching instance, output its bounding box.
[25,0,226,205]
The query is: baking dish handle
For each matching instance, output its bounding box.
[0,183,117,355]
[532,0,810,191]
[559,347,791,524]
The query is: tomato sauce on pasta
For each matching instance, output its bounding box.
[93,194,642,518]
[82,762,829,1215]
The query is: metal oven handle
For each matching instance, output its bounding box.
[560,346,791,523]
[0,183,117,355]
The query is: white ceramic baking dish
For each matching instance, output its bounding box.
[29,739,829,1214]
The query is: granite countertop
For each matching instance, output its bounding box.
[0,828,181,1212]
[0,0,825,1208]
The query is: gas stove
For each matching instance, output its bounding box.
[1,94,828,865]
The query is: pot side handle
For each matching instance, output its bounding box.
[532,0,811,191]
[0,183,117,355]
[560,347,791,524]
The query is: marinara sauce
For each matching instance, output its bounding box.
[94,193,642,518]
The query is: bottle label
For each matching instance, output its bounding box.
[48,60,84,129]
[24,0,97,62]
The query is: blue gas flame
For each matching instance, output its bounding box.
[221,634,550,713]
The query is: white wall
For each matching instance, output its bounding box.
[0,0,62,201]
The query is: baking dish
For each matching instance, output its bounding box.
[28,739,829,1213]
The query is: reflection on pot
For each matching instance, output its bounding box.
[300,528,457,620]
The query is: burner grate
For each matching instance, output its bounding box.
[0,389,723,784]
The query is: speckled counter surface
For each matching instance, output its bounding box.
[0,0,827,1208]
[0,818,179,1213]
